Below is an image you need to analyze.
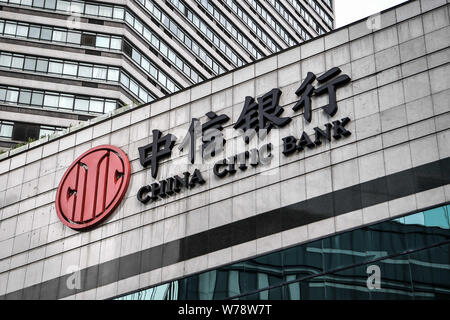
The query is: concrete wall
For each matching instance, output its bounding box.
[0,0,449,300]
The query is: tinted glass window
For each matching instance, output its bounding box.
[96,36,110,48]
[11,56,24,69]
[6,89,18,103]
[31,92,44,106]
[67,32,81,44]
[16,24,28,37]
[0,54,12,67]
[48,61,63,74]
[93,67,107,80]
[89,99,103,113]
[36,59,48,72]
[110,37,121,50]
[18,90,32,104]
[74,98,89,111]
[78,65,92,78]
[29,26,40,39]
[107,68,119,82]
[59,95,74,109]
[43,94,59,107]
[40,27,52,40]
[63,63,77,76]
[24,57,36,71]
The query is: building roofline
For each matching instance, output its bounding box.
[0,0,421,161]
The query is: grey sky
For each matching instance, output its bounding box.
[335,0,408,28]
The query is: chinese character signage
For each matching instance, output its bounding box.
[137,67,352,204]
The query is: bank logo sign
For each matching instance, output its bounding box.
[55,145,131,230]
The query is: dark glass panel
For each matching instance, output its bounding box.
[322,229,371,272]
[409,243,450,299]
[282,239,323,281]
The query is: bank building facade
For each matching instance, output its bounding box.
[0,0,449,300]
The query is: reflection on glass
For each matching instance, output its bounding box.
[116,204,450,300]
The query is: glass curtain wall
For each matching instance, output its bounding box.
[117,204,450,300]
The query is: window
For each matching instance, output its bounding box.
[99,6,113,18]
[56,0,70,11]
[104,100,116,113]
[125,11,134,25]
[158,72,167,87]
[0,121,13,139]
[149,65,157,79]
[132,49,141,64]
[63,63,77,76]
[70,1,83,14]
[138,88,147,102]
[110,37,121,50]
[141,58,150,73]
[0,54,12,67]
[48,61,63,74]
[134,20,143,34]
[143,28,151,42]
[107,68,119,82]
[6,89,19,103]
[59,95,74,109]
[67,31,81,44]
[18,90,32,104]
[36,59,48,72]
[40,27,52,40]
[4,23,17,35]
[130,80,139,95]
[92,67,107,80]
[175,56,183,70]
[183,64,190,77]
[85,3,99,16]
[151,34,159,48]
[39,125,62,138]
[80,33,96,47]
[11,56,24,69]
[120,73,129,87]
[44,0,56,10]
[24,57,36,71]
[16,24,28,37]
[185,37,191,49]
[31,92,44,106]
[159,42,168,56]
[43,94,59,108]
[96,35,110,48]
[113,7,124,19]
[74,98,89,111]
[52,29,66,42]
[168,50,176,64]
[123,42,132,59]
[29,26,40,39]
[78,65,92,78]
[89,99,103,113]
[33,0,44,8]
[191,70,198,83]
[167,81,175,93]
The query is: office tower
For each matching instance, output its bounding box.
[0,0,334,150]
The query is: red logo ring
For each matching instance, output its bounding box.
[55,145,131,230]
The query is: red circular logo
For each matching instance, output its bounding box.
[55,145,131,230]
